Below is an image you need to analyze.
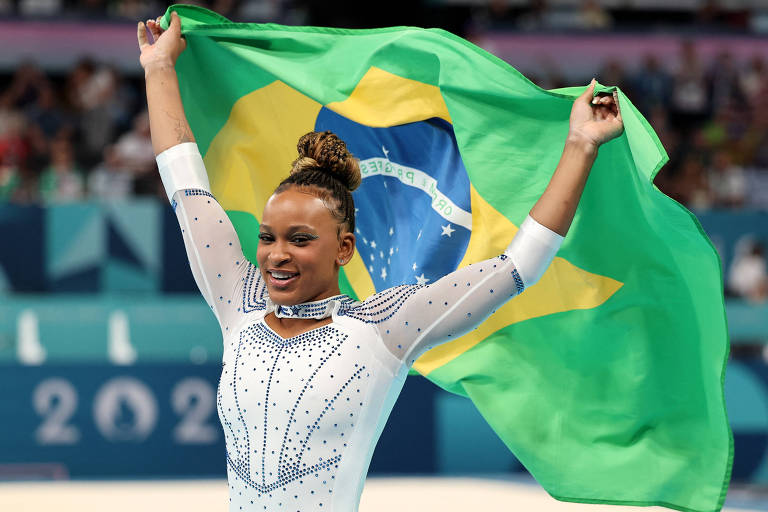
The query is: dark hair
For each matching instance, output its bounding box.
[274,130,361,235]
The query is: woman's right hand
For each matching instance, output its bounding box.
[137,11,187,71]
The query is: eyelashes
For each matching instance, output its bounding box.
[258,233,319,244]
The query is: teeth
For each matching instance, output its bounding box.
[270,271,296,279]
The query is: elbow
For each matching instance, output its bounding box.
[504,215,564,289]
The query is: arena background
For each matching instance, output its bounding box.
[2,0,768,510]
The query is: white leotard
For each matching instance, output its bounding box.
[162,143,562,512]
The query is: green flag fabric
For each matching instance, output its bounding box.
[160,5,732,511]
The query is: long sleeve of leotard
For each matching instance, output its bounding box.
[157,142,255,334]
[351,216,563,365]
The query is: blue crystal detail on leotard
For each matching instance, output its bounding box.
[219,322,370,495]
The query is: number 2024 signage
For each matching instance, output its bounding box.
[0,364,226,478]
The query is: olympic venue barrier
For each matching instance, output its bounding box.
[0,357,766,482]
[0,201,767,482]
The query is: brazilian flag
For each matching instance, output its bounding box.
[161,5,731,512]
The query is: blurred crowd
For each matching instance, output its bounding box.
[0,60,156,202]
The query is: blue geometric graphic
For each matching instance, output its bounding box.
[315,109,472,290]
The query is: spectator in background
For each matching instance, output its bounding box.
[0,160,19,200]
[744,110,768,170]
[111,0,160,20]
[648,106,678,159]
[707,150,746,208]
[631,54,672,117]
[0,61,46,110]
[518,0,612,31]
[25,83,68,142]
[39,136,83,202]
[695,0,724,30]
[671,155,711,210]
[599,59,628,93]
[516,0,556,31]
[729,239,768,302]
[707,51,742,113]
[701,104,731,151]
[578,0,612,30]
[0,109,28,174]
[75,0,108,18]
[88,143,135,200]
[111,111,157,195]
[529,55,567,90]
[0,109,30,202]
[669,41,710,136]
[76,65,133,168]
[739,55,767,107]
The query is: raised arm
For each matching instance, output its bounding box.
[350,79,624,364]
[138,12,192,155]
[528,79,623,236]
[138,13,257,333]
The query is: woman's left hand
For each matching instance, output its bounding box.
[567,79,624,150]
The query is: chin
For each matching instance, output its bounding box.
[266,284,311,306]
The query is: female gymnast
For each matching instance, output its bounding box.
[138,11,623,512]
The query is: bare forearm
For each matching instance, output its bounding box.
[529,136,598,237]
[144,60,194,155]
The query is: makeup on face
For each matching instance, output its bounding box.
[257,189,349,305]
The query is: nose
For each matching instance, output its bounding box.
[267,240,291,266]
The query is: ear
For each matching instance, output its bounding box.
[337,231,356,266]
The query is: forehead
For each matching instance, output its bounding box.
[262,188,337,229]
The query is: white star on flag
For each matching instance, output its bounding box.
[415,273,430,285]
[389,247,394,255]
[370,240,377,249]
[417,230,422,240]
[389,227,394,236]
[362,237,368,245]
[380,267,387,279]
[441,224,455,237]
[379,251,384,258]
[412,262,418,271]
[370,254,375,261]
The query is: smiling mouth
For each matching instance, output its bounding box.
[267,270,300,287]
[269,270,298,279]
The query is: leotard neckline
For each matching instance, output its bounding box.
[267,294,356,320]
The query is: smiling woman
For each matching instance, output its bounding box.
[257,131,359,316]
[138,10,623,512]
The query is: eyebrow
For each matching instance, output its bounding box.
[260,224,316,231]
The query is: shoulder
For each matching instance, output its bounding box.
[337,284,426,324]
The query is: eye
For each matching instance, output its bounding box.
[258,233,273,242]
[291,234,314,244]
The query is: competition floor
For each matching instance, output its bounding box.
[1,476,765,512]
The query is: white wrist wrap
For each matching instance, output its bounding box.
[156,142,211,203]
[504,215,564,288]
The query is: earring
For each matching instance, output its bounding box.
[338,258,345,264]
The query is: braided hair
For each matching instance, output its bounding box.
[274,131,361,235]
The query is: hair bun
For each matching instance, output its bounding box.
[291,131,362,191]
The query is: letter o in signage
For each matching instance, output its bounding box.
[93,377,158,442]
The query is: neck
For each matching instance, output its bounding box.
[307,286,343,303]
